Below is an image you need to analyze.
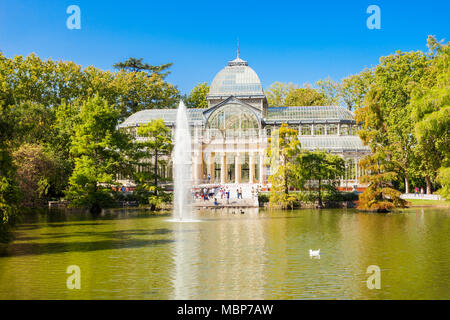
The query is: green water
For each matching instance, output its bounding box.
[0,208,449,300]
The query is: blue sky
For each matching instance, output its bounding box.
[0,0,448,94]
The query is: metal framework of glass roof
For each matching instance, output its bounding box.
[299,136,370,152]
[119,105,356,128]
[208,58,264,98]
[119,108,207,128]
[266,106,355,122]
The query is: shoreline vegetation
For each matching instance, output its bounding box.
[406,199,450,208]
[1,36,449,242]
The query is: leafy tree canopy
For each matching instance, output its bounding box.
[285,87,327,106]
[184,83,209,108]
[113,57,173,78]
[65,96,133,212]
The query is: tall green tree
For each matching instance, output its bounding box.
[134,119,173,210]
[265,82,298,106]
[315,77,341,106]
[356,88,408,211]
[356,50,429,194]
[410,36,449,195]
[0,53,180,121]
[185,83,209,108]
[0,104,20,241]
[285,87,327,106]
[65,96,133,213]
[297,151,345,208]
[341,69,374,111]
[266,124,302,208]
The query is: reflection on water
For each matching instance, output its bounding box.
[0,208,449,299]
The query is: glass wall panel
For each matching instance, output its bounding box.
[327,124,338,135]
[301,125,311,135]
[207,104,259,138]
[241,154,249,183]
[314,124,325,135]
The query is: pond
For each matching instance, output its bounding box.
[0,208,449,300]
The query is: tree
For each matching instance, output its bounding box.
[13,144,63,208]
[112,58,178,119]
[265,82,298,106]
[185,83,209,108]
[357,151,408,212]
[297,151,345,208]
[341,69,374,111]
[10,101,60,153]
[65,96,132,213]
[266,124,301,208]
[134,119,173,210]
[437,168,450,200]
[285,88,327,106]
[0,103,20,242]
[356,88,408,211]
[0,52,180,121]
[315,77,341,106]
[113,57,173,78]
[355,50,429,195]
[410,37,449,195]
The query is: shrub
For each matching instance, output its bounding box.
[258,193,270,204]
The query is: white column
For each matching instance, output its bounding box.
[259,153,265,184]
[235,153,241,184]
[355,157,359,183]
[220,153,226,184]
[249,153,255,183]
[208,153,215,183]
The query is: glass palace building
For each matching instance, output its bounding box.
[119,55,371,189]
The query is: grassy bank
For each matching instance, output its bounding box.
[407,199,449,207]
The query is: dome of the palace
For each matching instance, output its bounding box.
[209,56,264,97]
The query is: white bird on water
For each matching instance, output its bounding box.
[309,249,320,257]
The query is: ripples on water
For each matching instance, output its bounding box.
[0,208,448,299]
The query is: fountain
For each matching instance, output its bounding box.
[173,101,193,221]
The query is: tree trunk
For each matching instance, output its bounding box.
[405,176,410,194]
[284,171,289,195]
[154,151,158,196]
[426,176,432,195]
[318,179,323,208]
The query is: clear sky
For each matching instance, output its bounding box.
[0,0,448,94]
